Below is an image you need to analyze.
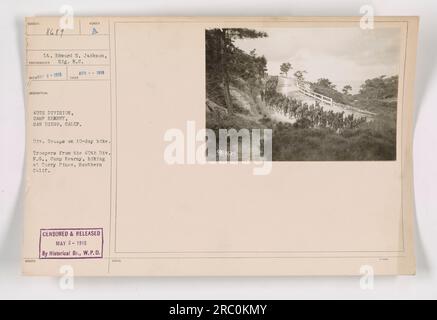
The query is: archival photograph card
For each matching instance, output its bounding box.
[23,16,418,276]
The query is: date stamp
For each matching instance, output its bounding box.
[39,228,103,259]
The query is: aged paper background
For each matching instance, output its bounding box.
[22,17,418,276]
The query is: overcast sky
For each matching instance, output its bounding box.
[234,27,402,93]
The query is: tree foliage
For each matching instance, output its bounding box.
[358,75,398,100]
[205,28,268,113]
[280,62,292,77]
[342,85,352,95]
[294,70,307,81]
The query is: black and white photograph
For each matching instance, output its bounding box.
[206,27,401,161]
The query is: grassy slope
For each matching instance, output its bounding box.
[206,79,397,161]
